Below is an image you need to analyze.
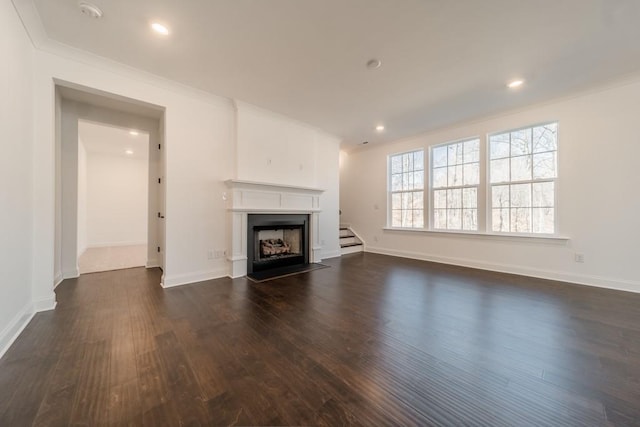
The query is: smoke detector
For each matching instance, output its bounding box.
[78,2,103,19]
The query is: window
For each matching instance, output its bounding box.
[389,150,424,228]
[489,123,558,234]
[431,139,480,231]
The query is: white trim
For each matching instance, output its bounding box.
[10,0,48,47]
[349,226,366,246]
[224,179,325,194]
[487,122,559,235]
[87,241,147,248]
[388,149,425,229]
[11,0,232,111]
[62,268,79,279]
[33,296,57,312]
[54,271,64,288]
[161,267,228,288]
[321,249,342,259]
[145,259,161,269]
[233,101,340,143]
[346,69,640,154]
[430,138,481,231]
[229,208,321,213]
[382,227,569,243]
[0,302,35,359]
[365,246,640,294]
[341,245,363,255]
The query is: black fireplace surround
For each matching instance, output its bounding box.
[247,214,309,275]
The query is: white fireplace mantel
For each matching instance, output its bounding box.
[224,179,325,277]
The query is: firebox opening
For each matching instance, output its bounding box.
[247,214,310,275]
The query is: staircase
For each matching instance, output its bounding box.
[340,225,363,255]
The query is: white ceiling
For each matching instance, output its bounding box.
[79,120,149,160]
[23,0,640,146]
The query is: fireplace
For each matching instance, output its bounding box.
[225,179,324,278]
[247,214,309,275]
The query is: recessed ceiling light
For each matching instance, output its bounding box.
[151,22,170,36]
[78,2,103,19]
[375,125,385,131]
[125,149,134,155]
[507,79,525,89]
[366,59,382,69]
[129,130,139,136]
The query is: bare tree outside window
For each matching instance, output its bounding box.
[389,150,424,228]
[432,138,480,231]
[489,123,557,234]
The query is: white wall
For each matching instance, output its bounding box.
[235,102,341,259]
[315,133,341,259]
[341,79,640,293]
[77,138,87,255]
[30,39,341,297]
[86,149,148,247]
[236,102,319,188]
[0,0,36,356]
[60,100,80,278]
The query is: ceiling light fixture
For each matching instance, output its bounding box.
[366,59,382,69]
[362,141,369,145]
[151,22,170,36]
[78,2,103,19]
[125,149,134,155]
[129,130,139,136]
[507,79,525,89]
[375,125,385,131]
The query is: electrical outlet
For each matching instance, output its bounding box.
[215,250,225,259]
[574,253,585,263]
[373,235,379,242]
[207,249,214,260]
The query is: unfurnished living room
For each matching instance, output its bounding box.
[1,0,640,425]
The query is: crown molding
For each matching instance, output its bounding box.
[11,0,233,111]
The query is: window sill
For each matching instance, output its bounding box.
[382,227,570,243]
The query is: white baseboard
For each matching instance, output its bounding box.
[62,268,79,280]
[146,257,160,268]
[321,249,342,259]
[54,271,64,288]
[77,243,87,257]
[161,267,228,288]
[365,246,640,294]
[33,295,57,312]
[341,245,364,255]
[88,241,147,248]
[0,302,35,359]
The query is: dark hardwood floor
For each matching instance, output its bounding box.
[1,253,640,426]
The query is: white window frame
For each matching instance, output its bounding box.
[487,122,559,236]
[429,137,481,232]
[387,149,425,229]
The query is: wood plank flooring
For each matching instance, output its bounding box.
[1,253,640,426]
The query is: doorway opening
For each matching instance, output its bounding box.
[54,83,166,284]
[77,121,150,274]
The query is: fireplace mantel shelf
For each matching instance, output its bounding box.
[224,179,325,194]
[229,208,321,213]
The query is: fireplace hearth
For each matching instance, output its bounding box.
[247,214,309,275]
